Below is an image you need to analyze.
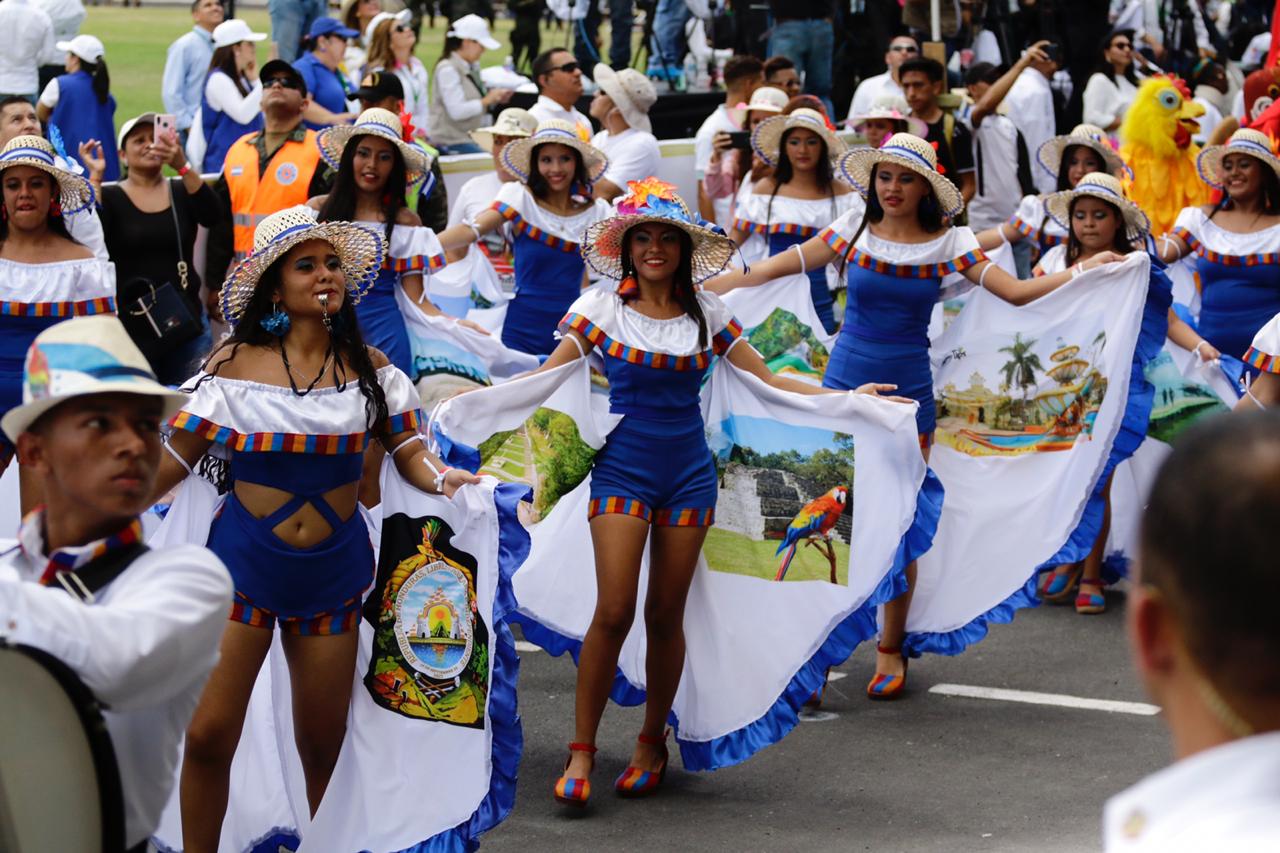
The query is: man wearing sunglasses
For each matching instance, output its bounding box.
[848,34,919,121]
[205,59,331,316]
[528,48,590,139]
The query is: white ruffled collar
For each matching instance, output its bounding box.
[1176,206,1280,257]
[563,287,734,357]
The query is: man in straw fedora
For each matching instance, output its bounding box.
[0,315,232,852]
[588,63,660,203]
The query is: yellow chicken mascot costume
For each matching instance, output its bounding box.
[1119,75,1212,235]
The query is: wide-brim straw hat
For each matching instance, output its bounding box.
[1197,128,1280,190]
[1037,123,1128,181]
[593,63,657,134]
[500,119,609,185]
[470,107,537,152]
[838,132,964,219]
[221,206,385,327]
[751,108,847,168]
[582,177,734,284]
[1044,171,1150,242]
[1,315,187,442]
[738,86,789,116]
[0,135,94,215]
[847,99,928,138]
[317,107,430,182]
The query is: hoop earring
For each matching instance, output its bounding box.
[259,302,291,336]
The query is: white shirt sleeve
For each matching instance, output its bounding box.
[204,73,263,126]
[1082,74,1121,129]
[0,548,232,711]
[66,207,110,262]
[435,63,485,122]
[600,132,661,189]
[38,77,59,110]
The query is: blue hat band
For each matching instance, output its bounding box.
[533,127,580,143]
[1226,138,1275,161]
[879,145,937,174]
[1,147,57,167]
[1075,181,1125,202]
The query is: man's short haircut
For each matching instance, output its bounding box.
[964,62,1002,87]
[899,56,945,84]
[0,95,33,114]
[531,48,571,91]
[190,0,217,11]
[723,55,764,88]
[1140,410,1280,699]
[763,55,795,78]
[888,33,919,49]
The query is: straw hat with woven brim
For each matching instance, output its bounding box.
[838,132,964,219]
[221,206,385,327]
[582,177,734,284]
[317,107,430,182]
[1037,123,1128,181]
[0,135,94,215]
[500,120,609,185]
[1197,128,1280,190]
[1044,172,1151,242]
[751,109,847,168]
[847,99,928,138]
[470,107,537,153]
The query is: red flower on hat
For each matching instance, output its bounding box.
[927,140,947,175]
[398,108,415,142]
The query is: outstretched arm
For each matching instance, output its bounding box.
[1238,371,1280,411]
[725,339,911,402]
[384,429,480,497]
[703,235,840,295]
[1155,232,1190,264]
[964,251,1125,306]
[971,41,1048,128]
[975,223,1021,251]
[435,208,505,252]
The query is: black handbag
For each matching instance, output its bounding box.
[118,182,202,362]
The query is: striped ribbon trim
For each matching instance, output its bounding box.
[1006,214,1067,246]
[564,313,709,370]
[816,231,989,278]
[1173,227,1280,267]
[713,318,743,354]
[0,296,116,317]
[493,202,579,253]
[383,253,447,273]
[654,507,715,527]
[734,219,819,238]
[1243,346,1279,374]
[588,496,653,521]
[169,409,423,453]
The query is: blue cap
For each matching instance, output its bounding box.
[308,17,360,39]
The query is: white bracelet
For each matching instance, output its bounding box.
[465,221,481,241]
[791,243,807,274]
[978,262,993,289]
[1193,340,1212,360]
[1160,235,1176,256]
[1072,262,1084,277]
[1246,385,1266,410]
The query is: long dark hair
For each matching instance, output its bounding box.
[208,45,250,97]
[525,142,590,200]
[78,59,111,104]
[619,226,707,349]
[1064,196,1134,265]
[766,127,836,229]
[0,170,78,244]
[192,256,390,435]
[1055,144,1107,191]
[317,133,408,242]
[1095,29,1140,88]
[1208,158,1280,220]
[436,35,464,67]
[845,161,946,253]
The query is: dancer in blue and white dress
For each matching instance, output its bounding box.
[435,119,611,357]
[313,108,487,379]
[0,135,112,499]
[1240,312,1280,408]
[150,206,480,850]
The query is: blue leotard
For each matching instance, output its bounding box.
[352,225,446,378]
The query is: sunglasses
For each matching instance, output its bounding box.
[552,61,580,74]
[263,76,304,91]
[1112,41,1132,50]
[394,24,412,32]
[889,44,918,53]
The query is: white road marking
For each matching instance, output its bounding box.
[929,683,1160,716]
[799,710,839,723]
[827,672,847,682]
[514,641,542,653]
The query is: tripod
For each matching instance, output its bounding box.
[633,0,681,92]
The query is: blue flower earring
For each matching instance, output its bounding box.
[260,302,291,336]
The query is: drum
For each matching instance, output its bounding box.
[0,642,125,853]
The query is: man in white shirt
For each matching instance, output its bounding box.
[1005,41,1060,195]
[0,0,55,101]
[695,54,763,226]
[1104,411,1280,852]
[965,62,1033,231]
[527,48,591,137]
[33,0,84,93]
[848,34,920,121]
[589,63,660,202]
[0,315,232,852]
[163,0,225,143]
[445,107,536,267]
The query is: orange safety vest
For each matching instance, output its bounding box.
[225,129,322,259]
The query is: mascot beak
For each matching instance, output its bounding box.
[1174,98,1205,148]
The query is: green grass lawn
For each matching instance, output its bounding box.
[83,6,636,132]
[704,527,850,585]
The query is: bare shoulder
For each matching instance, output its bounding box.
[832,181,853,196]
[306,195,327,211]
[753,175,778,194]
[1197,203,1216,216]
[366,346,390,369]
[394,206,422,226]
[201,340,259,379]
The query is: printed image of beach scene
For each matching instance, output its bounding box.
[1143,349,1230,443]
[934,329,1109,457]
[705,414,853,584]
[742,309,830,381]
[477,407,595,524]
[407,330,493,408]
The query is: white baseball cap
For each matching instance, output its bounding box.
[447,14,500,50]
[56,35,105,64]
[212,19,268,49]
[364,9,412,45]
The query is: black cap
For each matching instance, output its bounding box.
[354,70,404,103]
[259,59,308,96]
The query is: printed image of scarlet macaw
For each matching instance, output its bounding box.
[774,485,849,583]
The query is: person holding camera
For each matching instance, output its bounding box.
[1005,38,1062,195]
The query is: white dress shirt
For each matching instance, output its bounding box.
[593,127,661,190]
[0,514,232,848]
[528,94,591,137]
[848,71,904,121]
[0,0,55,96]
[1104,732,1280,852]
[1082,72,1139,132]
[1006,67,1057,195]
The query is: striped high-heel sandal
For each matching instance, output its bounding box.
[1075,578,1106,615]
[614,730,669,798]
[866,644,908,700]
[553,742,596,808]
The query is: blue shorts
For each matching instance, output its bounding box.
[589,415,717,527]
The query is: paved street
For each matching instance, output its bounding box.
[484,585,1167,853]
